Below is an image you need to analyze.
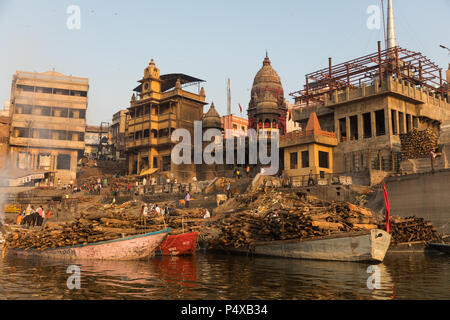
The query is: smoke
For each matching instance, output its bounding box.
[0,156,13,226]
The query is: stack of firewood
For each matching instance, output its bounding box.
[400,128,438,159]
[4,203,209,250]
[203,191,381,249]
[386,217,442,245]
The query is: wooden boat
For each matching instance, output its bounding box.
[155,232,199,256]
[6,228,170,261]
[220,229,392,263]
[427,243,450,254]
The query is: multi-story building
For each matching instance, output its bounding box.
[126,59,207,181]
[221,115,248,139]
[0,101,10,117]
[111,110,127,160]
[0,115,10,170]
[8,70,89,184]
[85,125,109,159]
[291,45,450,185]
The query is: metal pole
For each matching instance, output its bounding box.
[328,57,333,98]
[378,41,383,87]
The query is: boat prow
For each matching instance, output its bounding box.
[155,232,199,256]
[7,228,171,261]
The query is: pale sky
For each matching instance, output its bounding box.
[0,0,449,125]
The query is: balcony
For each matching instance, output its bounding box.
[12,114,85,131]
[15,91,88,105]
[126,136,173,149]
[10,137,85,150]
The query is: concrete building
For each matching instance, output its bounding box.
[0,115,10,170]
[126,59,207,181]
[280,112,337,181]
[0,101,10,117]
[291,45,449,185]
[111,110,127,160]
[8,70,89,184]
[285,100,302,133]
[85,125,109,159]
[221,114,248,139]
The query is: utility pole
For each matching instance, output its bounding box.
[227,78,231,116]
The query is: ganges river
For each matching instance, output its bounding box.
[0,251,448,300]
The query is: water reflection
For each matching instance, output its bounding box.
[0,252,448,300]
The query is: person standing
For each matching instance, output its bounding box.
[154,204,161,216]
[16,212,23,225]
[226,182,232,199]
[185,192,191,208]
[57,178,61,190]
[246,165,251,178]
[430,150,437,174]
[308,170,315,186]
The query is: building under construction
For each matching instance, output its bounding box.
[290,1,449,184]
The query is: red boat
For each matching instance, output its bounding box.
[155,232,199,256]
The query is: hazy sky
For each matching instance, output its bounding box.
[0,0,449,125]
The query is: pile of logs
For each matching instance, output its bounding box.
[204,191,381,249]
[4,202,209,250]
[386,217,442,245]
[400,128,438,159]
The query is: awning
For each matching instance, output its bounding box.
[140,168,159,176]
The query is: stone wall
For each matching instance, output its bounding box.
[385,170,450,235]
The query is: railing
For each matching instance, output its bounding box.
[284,173,352,187]
[16,71,89,84]
[281,129,336,140]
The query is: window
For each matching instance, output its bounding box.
[399,112,405,134]
[363,112,372,138]
[57,154,71,170]
[290,152,298,169]
[301,151,309,168]
[339,118,347,142]
[319,151,329,169]
[162,156,171,172]
[406,114,411,132]
[391,110,398,135]
[375,110,385,136]
[349,115,358,140]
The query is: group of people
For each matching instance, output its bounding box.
[16,204,53,228]
[234,166,252,180]
[140,203,172,218]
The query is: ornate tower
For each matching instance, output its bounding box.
[248,53,287,134]
[140,59,161,99]
[202,102,223,131]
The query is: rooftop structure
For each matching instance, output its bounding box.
[8,69,89,184]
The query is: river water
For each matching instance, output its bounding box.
[0,251,448,300]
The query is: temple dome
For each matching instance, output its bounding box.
[203,102,222,129]
[255,91,278,115]
[250,53,284,107]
